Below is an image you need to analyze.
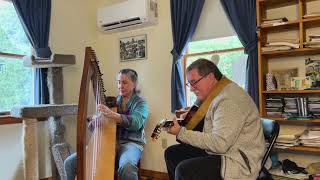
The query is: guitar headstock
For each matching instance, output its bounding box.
[151,119,176,141]
[151,124,162,140]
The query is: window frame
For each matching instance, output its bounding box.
[183,46,245,106]
[0,0,35,124]
[0,52,26,124]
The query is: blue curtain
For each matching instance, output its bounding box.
[170,0,205,112]
[220,0,259,107]
[12,0,52,104]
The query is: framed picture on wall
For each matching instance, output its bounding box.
[119,34,147,62]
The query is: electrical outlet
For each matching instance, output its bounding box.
[161,138,167,149]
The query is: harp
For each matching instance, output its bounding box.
[76,47,117,180]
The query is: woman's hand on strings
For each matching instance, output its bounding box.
[87,115,104,131]
[97,104,122,124]
[167,117,181,136]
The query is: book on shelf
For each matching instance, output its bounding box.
[266,98,284,117]
[309,98,320,118]
[282,97,312,119]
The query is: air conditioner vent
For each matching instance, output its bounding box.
[105,22,143,31]
[120,17,141,24]
[102,22,120,27]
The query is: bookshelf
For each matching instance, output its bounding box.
[257,0,320,153]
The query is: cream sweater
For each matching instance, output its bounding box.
[178,82,265,180]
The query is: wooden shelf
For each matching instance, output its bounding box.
[264,117,320,124]
[303,16,320,23]
[277,145,320,153]
[0,115,22,125]
[258,0,298,7]
[261,48,320,58]
[259,20,299,31]
[303,16,320,28]
[263,89,320,94]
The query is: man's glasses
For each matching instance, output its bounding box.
[186,74,208,87]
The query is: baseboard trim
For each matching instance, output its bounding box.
[42,169,169,180]
[40,178,52,180]
[140,169,169,180]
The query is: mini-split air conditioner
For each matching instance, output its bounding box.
[97,0,158,33]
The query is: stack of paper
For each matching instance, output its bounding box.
[303,12,320,19]
[304,35,320,48]
[275,134,300,149]
[299,128,320,147]
[262,41,300,52]
[261,17,288,26]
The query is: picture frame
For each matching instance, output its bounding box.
[119,34,147,62]
[305,58,320,88]
[271,68,298,90]
[290,76,312,90]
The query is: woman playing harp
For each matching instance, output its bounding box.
[64,68,149,180]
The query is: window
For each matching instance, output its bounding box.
[0,0,33,113]
[184,36,248,106]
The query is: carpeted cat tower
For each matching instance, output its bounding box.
[10,54,78,180]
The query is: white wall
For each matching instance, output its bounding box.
[193,0,234,41]
[0,124,24,180]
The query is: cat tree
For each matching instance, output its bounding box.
[10,54,77,180]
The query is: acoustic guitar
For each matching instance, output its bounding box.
[151,105,203,140]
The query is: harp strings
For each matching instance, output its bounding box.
[92,77,103,178]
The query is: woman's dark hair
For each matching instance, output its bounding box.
[118,68,140,94]
[186,58,223,80]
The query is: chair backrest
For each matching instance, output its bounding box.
[261,118,280,168]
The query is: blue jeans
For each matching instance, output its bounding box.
[116,142,143,180]
[63,142,142,180]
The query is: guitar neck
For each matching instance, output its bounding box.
[160,118,184,128]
